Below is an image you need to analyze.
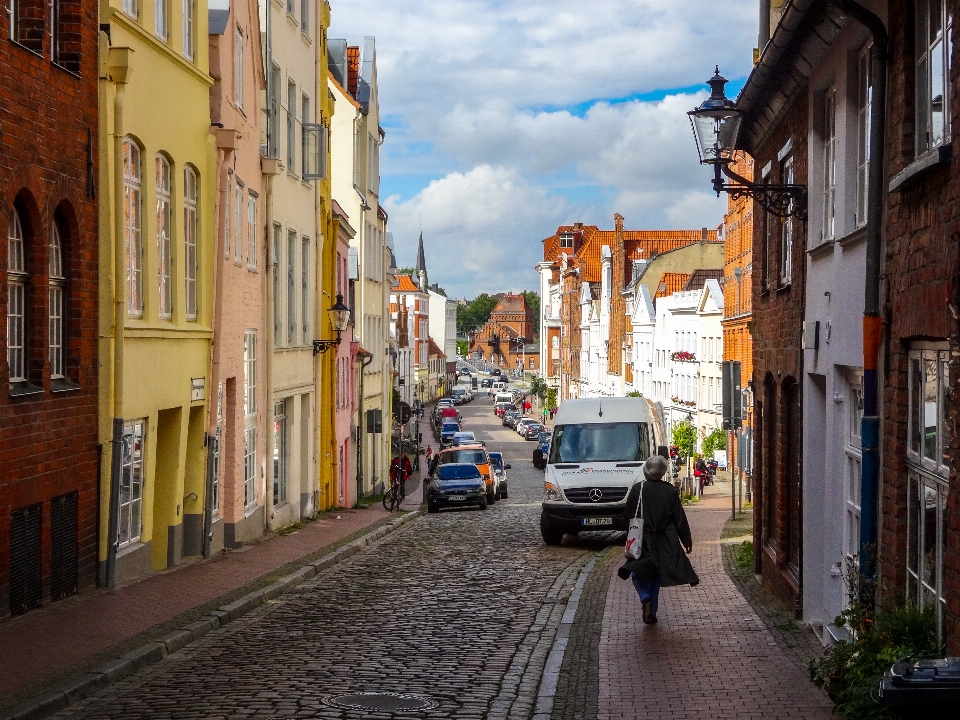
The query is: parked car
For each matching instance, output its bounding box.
[488,451,510,499]
[523,422,545,440]
[481,378,493,388]
[436,445,497,503]
[499,375,509,385]
[440,421,460,448]
[494,402,513,417]
[426,463,487,513]
[516,417,537,435]
[533,432,550,469]
[459,368,471,377]
[453,431,478,446]
[490,368,502,376]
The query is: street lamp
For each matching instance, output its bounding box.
[312,293,351,355]
[688,68,807,219]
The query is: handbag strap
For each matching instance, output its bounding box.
[634,480,644,519]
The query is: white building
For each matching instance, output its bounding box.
[696,279,725,443]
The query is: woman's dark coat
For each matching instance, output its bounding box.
[621,479,699,587]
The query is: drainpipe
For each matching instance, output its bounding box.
[105,46,132,590]
[759,0,771,50]
[830,0,887,577]
[356,350,373,505]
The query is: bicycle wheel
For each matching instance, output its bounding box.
[382,485,396,511]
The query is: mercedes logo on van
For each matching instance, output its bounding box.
[588,488,603,502]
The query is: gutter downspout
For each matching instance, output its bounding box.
[105,46,132,590]
[759,0,771,53]
[830,0,887,577]
[356,351,373,505]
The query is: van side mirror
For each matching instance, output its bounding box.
[505,464,512,469]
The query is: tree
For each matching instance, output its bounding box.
[529,376,547,399]
[395,267,417,276]
[456,340,468,356]
[702,428,726,458]
[522,290,540,340]
[672,420,697,459]
[545,388,557,411]
[456,293,500,333]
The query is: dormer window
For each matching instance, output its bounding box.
[559,232,574,248]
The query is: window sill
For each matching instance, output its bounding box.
[775,282,792,294]
[889,144,952,193]
[838,225,867,248]
[9,382,44,398]
[51,61,82,80]
[8,38,44,59]
[807,239,835,258]
[116,540,145,559]
[51,378,80,393]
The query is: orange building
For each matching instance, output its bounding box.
[720,153,755,480]
[469,294,538,370]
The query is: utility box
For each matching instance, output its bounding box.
[879,657,960,718]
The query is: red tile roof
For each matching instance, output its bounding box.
[428,338,445,357]
[347,46,360,97]
[391,275,420,293]
[655,272,691,299]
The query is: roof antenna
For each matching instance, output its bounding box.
[598,399,603,417]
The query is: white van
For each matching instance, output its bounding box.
[494,391,513,405]
[540,397,667,545]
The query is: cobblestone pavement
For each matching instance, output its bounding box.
[597,501,835,720]
[50,395,617,720]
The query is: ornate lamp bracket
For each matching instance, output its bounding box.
[713,163,807,220]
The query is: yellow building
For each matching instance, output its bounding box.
[98,0,216,583]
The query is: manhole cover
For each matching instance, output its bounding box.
[322,693,438,713]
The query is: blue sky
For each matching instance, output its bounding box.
[330,1,758,299]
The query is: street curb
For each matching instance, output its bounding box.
[1,510,423,720]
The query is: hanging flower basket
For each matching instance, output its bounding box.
[671,396,697,408]
[670,351,697,363]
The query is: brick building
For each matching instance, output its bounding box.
[0,0,99,615]
[469,293,536,368]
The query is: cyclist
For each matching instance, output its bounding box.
[390,452,412,500]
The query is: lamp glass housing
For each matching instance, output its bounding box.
[329,293,350,333]
[688,69,743,165]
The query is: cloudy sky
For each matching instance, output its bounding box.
[329,0,758,299]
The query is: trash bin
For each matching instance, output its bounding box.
[879,657,960,718]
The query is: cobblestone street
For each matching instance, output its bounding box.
[45,398,834,720]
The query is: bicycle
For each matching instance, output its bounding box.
[382,475,406,511]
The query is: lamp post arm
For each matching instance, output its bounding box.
[721,163,752,187]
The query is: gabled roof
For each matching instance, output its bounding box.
[428,338,445,358]
[633,284,656,324]
[682,269,724,292]
[699,279,724,313]
[655,273,690,299]
[391,274,420,293]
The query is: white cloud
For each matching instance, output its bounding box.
[329,0,757,297]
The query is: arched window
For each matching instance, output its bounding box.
[7,210,27,382]
[123,138,143,317]
[156,154,172,320]
[49,221,66,379]
[184,166,198,320]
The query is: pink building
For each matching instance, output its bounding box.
[206,0,267,549]
[333,202,358,507]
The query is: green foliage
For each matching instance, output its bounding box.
[529,376,548,399]
[808,558,940,719]
[396,267,417,275]
[456,293,500,333]
[734,541,753,571]
[456,340,468,356]
[702,427,726,457]
[672,420,697,458]
[545,388,557,411]
[626,390,643,397]
[522,290,540,340]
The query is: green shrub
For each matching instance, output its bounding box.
[702,427,726,457]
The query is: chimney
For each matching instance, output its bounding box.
[701,227,708,243]
[573,222,583,231]
[759,0,771,50]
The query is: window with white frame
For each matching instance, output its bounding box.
[184,166,198,320]
[272,223,281,344]
[234,180,243,265]
[246,194,257,271]
[224,172,232,258]
[156,155,173,320]
[906,345,950,640]
[49,221,66,379]
[301,236,309,344]
[154,0,167,40]
[844,380,863,570]
[300,0,309,36]
[286,80,297,172]
[243,425,257,508]
[780,154,794,285]
[244,329,257,416]
[916,0,953,154]
[122,0,136,20]
[301,93,311,178]
[821,87,836,243]
[273,400,287,506]
[123,138,143,317]
[182,0,194,60]
[235,28,244,109]
[118,419,145,548]
[285,0,294,20]
[7,211,27,383]
[287,229,296,344]
[856,44,873,228]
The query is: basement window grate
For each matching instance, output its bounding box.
[10,503,42,615]
[50,491,78,601]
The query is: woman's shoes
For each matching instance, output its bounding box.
[641,597,656,624]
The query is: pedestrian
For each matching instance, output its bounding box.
[542,407,548,424]
[618,454,699,624]
[549,407,555,421]
[390,452,413,500]
[524,399,531,413]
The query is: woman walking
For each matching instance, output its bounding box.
[619,454,699,624]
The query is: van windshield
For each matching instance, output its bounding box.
[548,422,650,464]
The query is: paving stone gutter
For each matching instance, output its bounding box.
[1,510,423,720]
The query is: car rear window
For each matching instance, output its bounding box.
[440,449,487,465]
[442,423,459,432]
[437,465,481,480]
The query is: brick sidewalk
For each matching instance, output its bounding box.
[0,505,394,706]
[597,504,834,720]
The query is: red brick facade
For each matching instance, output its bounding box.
[0,2,99,616]
[749,95,809,616]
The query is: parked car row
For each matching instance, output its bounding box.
[426,412,510,512]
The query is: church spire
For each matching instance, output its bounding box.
[415,232,427,291]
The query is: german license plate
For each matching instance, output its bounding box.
[448,495,466,501]
[582,517,613,526]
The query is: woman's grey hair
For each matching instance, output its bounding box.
[643,454,669,481]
